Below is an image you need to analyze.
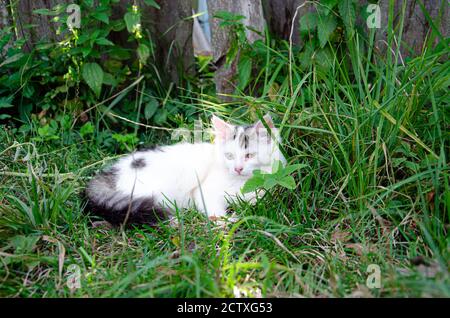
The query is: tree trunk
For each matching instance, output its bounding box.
[375,0,448,57]
[263,0,448,58]
[0,0,13,54]
[262,0,312,47]
[0,0,10,28]
[208,0,265,100]
[141,0,194,87]
[109,0,133,50]
[13,0,69,52]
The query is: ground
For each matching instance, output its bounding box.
[0,122,448,297]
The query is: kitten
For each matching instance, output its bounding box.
[85,114,285,226]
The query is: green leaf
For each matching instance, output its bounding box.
[320,0,339,15]
[214,11,246,22]
[137,44,150,65]
[23,84,35,98]
[277,176,296,190]
[33,7,63,16]
[92,12,109,24]
[95,38,114,46]
[33,8,52,15]
[226,38,239,67]
[299,12,318,32]
[263,178,278,190]
[299,43,315,69]
[103,72,118,86]
[153,109,168,125]
[108,47,131,60]
[338,0,356,32]
[318,14,337,47]
[165,101,178,114]
[111,19,126,32]
[0,53,24,67]
[89,29,101,42]
[237,56,252,91]
[10,235,40,254]
[143,0,160,9]
[80,122,94,138]
[144,97,159,120]
[124,11,141,34]
[82,62,104,98]
[0,96,13,108]
[81,47,92,58]
[241,174,265,193]
[282,164,308,176]
[315,47,334,71]
[37,124,59,141]
[271,160,284,175]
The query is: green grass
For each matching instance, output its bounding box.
[0,24,449,297]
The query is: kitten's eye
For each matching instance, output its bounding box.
[245,153,256,159]
[225,153,234,160]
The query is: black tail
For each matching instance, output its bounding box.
[84,168,168,227]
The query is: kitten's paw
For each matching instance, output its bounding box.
[169,216,179,228]
[226,214,239,223]
[208,214,238,226]
[208,215,221,222]
[91,220,113,229]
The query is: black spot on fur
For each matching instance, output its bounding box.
[136,144,162,152]
[131,158,146,169]
[96,168,118,189]
[85,195,168,228]
[236,128,251,149]
[243,135,249,148]
[84,166,168,228]
[232,126,238,140]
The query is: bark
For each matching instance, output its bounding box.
[193,13,212,56]
[13,0,69,52]
[109,0,133,50]
[0,0,13,54]
[1,0,10,29]
[375,0,449,57]
[141,0,194,86]
[263,0,448,58]
[208,0,265,100]
[262,0,313,47]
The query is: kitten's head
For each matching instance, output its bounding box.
[212,114,285,177]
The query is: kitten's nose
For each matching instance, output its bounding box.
[234,167,243,174]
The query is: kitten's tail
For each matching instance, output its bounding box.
[85,168,167,226]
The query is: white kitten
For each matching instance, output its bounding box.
[86,114,285,226]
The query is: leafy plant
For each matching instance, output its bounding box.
[242,162,307,193]
[34,121,60,142]
[1,174,76,233]
[214,11,259,93]
[79,122,95,139]
[112,133,139,151]
[0,0,159,135]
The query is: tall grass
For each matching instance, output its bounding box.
[0,4,448,297]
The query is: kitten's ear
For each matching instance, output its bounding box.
[254,113,275,131]
[254,113,275,143]
[212,115,233,140]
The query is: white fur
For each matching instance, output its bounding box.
[112,116,285,218]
